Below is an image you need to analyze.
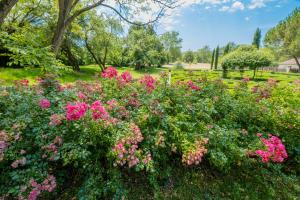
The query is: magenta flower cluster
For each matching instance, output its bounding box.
[49,114,65,126]
[28,175,56,200]
[65,102,88,121]
[187,80,201,91]
[11,157,26,168]
[182,139,208,166]
[77,91,87,99]
[255,134,288,163]
[42,136,63,160]
[117,71,133,87]
[90,101,109,121]
[112,123,146,168]
[39,99,51,109]
[139,75,156,93]
[101,66,118,79]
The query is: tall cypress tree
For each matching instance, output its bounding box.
[252,28,261,49]
[211,49,215,70]
[214,46,219,70]
[224,44,230,55]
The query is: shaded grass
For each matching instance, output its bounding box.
[126,163,300,200]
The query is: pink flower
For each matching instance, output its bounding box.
[77,92,87,99]
[117,71,133,87]
[49,114,65,126]
[139,75,156,93]
[242,77,250,82]
[102,66,118,79]
[121,71,133,82]
[107,99,118,110]
[19,79,29,86]
[256,133,262,137]
[39,99,51,109]
[28,189,40,200]
[65,102,88,121]
[28,175,56,200]
[187,80,201,91]
[255,134,288,163]
[90,101,109,121]
[11,157,26,168]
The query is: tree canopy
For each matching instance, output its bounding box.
[264,8,300,69]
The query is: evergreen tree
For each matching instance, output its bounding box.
[214,46,219,70]
[252,28,261,49]
[224,44,230,55]
[211,48,215,70]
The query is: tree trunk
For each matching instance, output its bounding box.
[253,68,257,79]
[293,56,300,71]
[62,39,80,71]
[51,0,73,56]
[0,0,18,26]
[84,38,104,72]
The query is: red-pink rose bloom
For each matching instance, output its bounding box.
[19,79,29,86]
[65,102,88,121]
[107,99,118,110]
[49,114,65,126]
[101,66,118,79]
[90,101,109,120]
[255,134,288,163]
[139,75,156,93]
[187,80,201,91]
[77,92,87,99]
[39,99,51,109]
[28,175,56,200]
[117,71,133,86]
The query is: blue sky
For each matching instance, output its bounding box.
[156,0,300,51]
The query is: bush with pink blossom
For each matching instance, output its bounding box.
[0,68,299,199]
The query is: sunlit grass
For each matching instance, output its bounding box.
[1,66,299,88]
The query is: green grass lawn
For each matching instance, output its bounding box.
[0,66,299,88]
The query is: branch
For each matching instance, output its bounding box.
[152,0,180,9]
[101,3,165,26]
[66,0,105,25]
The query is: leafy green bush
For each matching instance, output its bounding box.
[0,68,299,199]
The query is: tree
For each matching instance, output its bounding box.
[160,31,182,63]
[264,8,300,70]
[252,28,261,49]
[0,0,18,27]
[195,46,212,63]
[183,50,194,64]
[221,46,272,79]
[127,24,165,70]
[82,14,123,71]
[51,0,177,56]
[211,48,215,70]
[214,46,219,70]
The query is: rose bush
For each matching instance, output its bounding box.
[0,68,299,199]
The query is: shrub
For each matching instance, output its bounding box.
[0,68,299,199]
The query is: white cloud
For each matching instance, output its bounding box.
[245,17,250,21]
[231,1,245,11]
[219,1,245,12]
[248,0,268,10]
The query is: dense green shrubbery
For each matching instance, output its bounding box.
[0,69,299,199]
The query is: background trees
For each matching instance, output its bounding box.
[160,31,182,63]
[183,50,194,63]
[195,46,212,63]
[0,0,18,26]
[264,8,300,69]
[0,0,178,70]
[221,45,272,78]
[252,28,261,49]
[127,25,165,70]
